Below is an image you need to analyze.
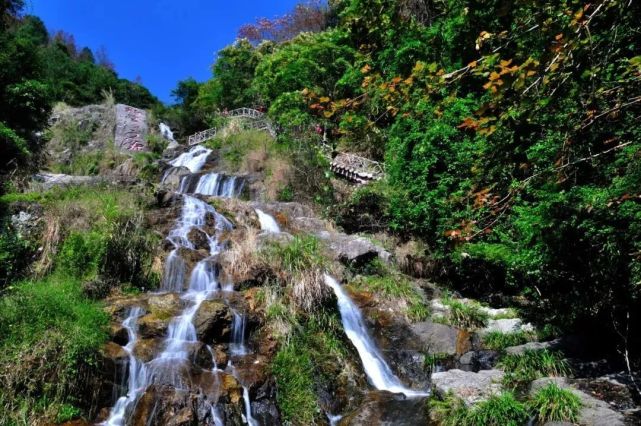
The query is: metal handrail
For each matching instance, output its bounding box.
[187,108,275,146]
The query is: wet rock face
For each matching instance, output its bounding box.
[130,385,214,426]
[138,313,171,339]
[250,377,281,425]
[161,166,191,191]
[99,341,129,400]
[340,391,429,426]
[188,228,210,251]
[193,300,232,344]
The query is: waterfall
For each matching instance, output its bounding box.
[103,307,146,426]
[162,250,185,292]
[177,173,244,197]
[230,310,248,356]
[169,145,212,173]
[242,385,259,426]
[255,209,281,233]
[103,145,264,424]
[159,123,176,143]
[324,274,428,397]
[228,361,258,426]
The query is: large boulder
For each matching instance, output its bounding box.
[530,377,625,426]
[322,232,391,266]
[133,338,163,362]
[431,369,504,405]
[193,300,232,343]
[115,104,148,152]
[411,321,462,356]
[148,293,182,314]
[138,313,171,339]
[505,339,563,355]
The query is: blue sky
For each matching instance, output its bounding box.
[26,0,300,103]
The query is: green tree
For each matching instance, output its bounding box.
[197,39,261,111]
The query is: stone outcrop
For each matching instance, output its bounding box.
[161,166,191,190]
[193,300,232,343]
[431,369,504,405]
[115,104,148,151]
[411,321,462,356]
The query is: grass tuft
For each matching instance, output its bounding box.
[529,383,582,424]
[441,296,489,330]
[353,274,429,321]
[430,392,529,426]
[482,331,535,351]
[499,349,571,388]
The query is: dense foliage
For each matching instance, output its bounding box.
[0,5,157,179]
[183,0,641,362]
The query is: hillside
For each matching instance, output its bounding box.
[1,1,640,425]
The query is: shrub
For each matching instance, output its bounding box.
[146,133,168,155]
[271,311,351,425]
[132,152,161,182]
[266,235,326,274]
[499,350,571,388]
[56,403,82,423]
[99,215,160,292]
[335,181,391,234]
[465,393,530,426]
[529,383,581,424]
[57,230,107,279]
[0,216,31,289]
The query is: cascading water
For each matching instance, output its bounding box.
[230,310,248,356]
[228,361,259,426]
[103,307,146,426]
[159,123,176,143]
[179,172,245,197]
[103,143,262,424]
[255,209,281,233]
[169,145,212,173]
[324,274,429,397]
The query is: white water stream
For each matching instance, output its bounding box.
[159,123,176,143]
[169,145,212,173]
[324,274,428,397]
[255,209,281,233]
[103,307,146,426]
